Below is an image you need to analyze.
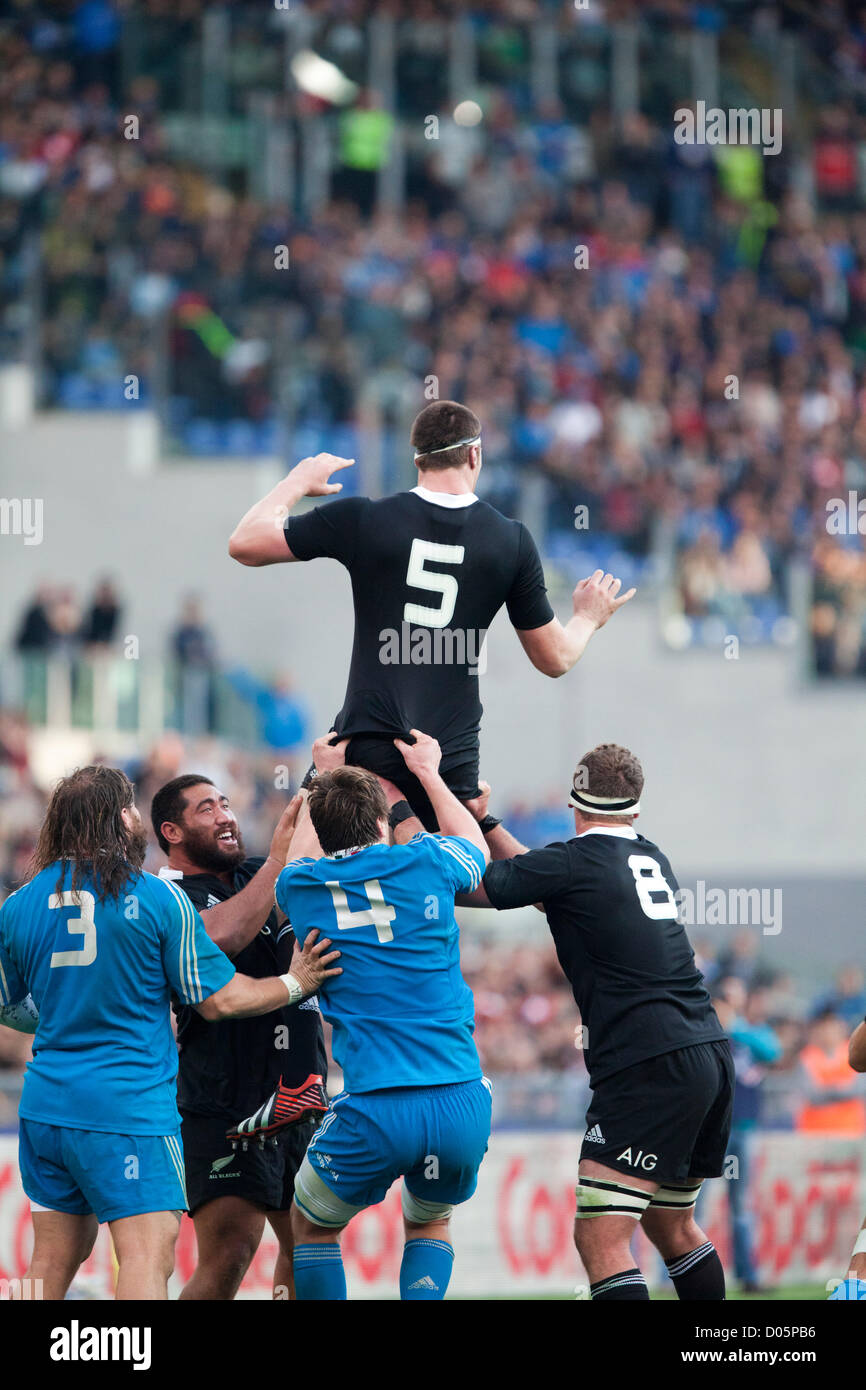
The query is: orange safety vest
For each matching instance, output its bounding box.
[798,1043,865,1135]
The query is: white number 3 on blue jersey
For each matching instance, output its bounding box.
[325,879,396,943]
[49,891,98,968]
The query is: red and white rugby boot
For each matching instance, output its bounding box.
[226,1074,328,1149]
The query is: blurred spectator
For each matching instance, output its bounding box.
[811,537,866,677]
[797,1010,866,1135]
[715,931,777,989]
[720,987,784,1293]
[81,576,122,649]
[170,594,217,734]
[171,595,216,670]
[812,965,866,1029]
[226,667,309,759]
[48,586,82,657]
[14,585,56,654]
[13,584,81,657]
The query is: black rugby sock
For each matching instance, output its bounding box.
[590,1267,650,1300]
[665,1242,726,1300]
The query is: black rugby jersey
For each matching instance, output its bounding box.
[162,857,327,1120]
[483,828,726,1086]
[285,489,554,758]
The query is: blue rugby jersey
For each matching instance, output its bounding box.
[276,832,485,1093]
[0,862,235,1134]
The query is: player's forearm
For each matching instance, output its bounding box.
[228,472,307,566]
[197,972,296,1021]
[200,857,283,958]
[287,810,323,859]
[484,823,529,861]
[455,824,529,907]
[392,814,424,844]
[554,613,599,674]
[378,781,424,844]
[415,771,489,862]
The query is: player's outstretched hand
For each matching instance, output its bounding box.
[312,731,349,774]
[269,792,304,865]
[462,780,491,822]
[394,728,441,781]
[290,452,355,497]
[291,928,342,996]
[572,570,636,630]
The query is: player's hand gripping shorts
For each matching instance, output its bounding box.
[293,1078,492,1228]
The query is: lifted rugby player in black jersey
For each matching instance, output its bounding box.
[151,777,338,1300]
[385,742,733,1302]
[228,399,634,826]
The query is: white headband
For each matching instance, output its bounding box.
[568,787,641,816]
[414,434,481,461]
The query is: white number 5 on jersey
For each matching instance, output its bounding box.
[49,890,98,967]
[326,879,396,943]
[627,856,679,921]
[404,538,465,628]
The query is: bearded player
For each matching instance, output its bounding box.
[151,776,334,1299]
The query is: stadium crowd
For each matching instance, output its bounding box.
[2,2,866,659]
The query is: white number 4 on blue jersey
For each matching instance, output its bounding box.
[325,879,396,943]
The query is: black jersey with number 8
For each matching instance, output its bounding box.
[483,828,727,1086]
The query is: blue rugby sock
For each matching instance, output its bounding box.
[293,1242,347,1301]
[400,1237,454,1300]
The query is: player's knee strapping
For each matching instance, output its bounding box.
[649,1179,703,1211]
[293,1156,363,1229]
[575,1177,652,1220]
[402,1184,454,1225]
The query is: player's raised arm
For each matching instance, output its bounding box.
[376,774,426,844]
[394,730,489,865]
[455,782,533,907]
[193,795,302,957]
[516,570,636,678]
[228,452,354,566]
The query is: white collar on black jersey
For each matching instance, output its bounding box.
[411,485,478,509]
[576,826,638,839]
[158,866,184,879]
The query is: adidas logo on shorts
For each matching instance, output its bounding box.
[584,1124,606,1144]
